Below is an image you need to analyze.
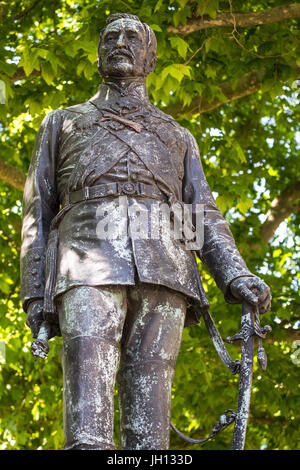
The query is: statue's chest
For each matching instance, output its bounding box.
[59,112,186,181]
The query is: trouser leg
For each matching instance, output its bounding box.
[117,283,186,450]
[57,285,127,450]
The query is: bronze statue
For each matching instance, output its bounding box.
[21,13,271,450]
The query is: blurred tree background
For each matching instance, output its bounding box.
[0,0,299,450]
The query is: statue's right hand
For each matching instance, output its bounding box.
[26,299,44,339]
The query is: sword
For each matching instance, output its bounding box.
[171,301,271,449]
[227,301,271,450]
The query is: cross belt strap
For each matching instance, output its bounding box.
[62,181,167,207]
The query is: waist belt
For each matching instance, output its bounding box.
[44,181,170,324]
[62,182,167,207]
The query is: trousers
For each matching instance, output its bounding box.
[57,281,187,450]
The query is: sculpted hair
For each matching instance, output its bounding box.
[97,13,157,77]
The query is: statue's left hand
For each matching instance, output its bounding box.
[230,276,271,314]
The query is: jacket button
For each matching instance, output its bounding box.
[34,255,41,262]
[34,282,41,289]
[31,269,38,275]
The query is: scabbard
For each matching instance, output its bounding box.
[231,301,255,450]
[43,228,59,321]
[202,309,240,375]
[42,203,74,325]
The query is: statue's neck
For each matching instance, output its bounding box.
[92,77,150,105]
[105,76,147,90]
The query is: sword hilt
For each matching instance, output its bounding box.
[227,306,272,371]
[30,321,51,360]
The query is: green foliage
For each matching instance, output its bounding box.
[0,0,299,450]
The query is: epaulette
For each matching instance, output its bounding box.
[61,102,104,132]
[62,101,95,115]
[148,105,179,128]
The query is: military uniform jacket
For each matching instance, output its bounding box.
[21,82,254,326]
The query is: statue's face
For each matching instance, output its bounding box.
[99,18,148,78]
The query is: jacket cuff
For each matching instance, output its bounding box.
[20,246,45,312]
[200,244,254,303]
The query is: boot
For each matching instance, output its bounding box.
[61,335,119,450]
[117,360,175,450]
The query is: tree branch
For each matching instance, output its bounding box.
[165,62,300,118]
[259,182,300,244]
[165,70,266,118]
[250,416,289,426]
[168,3,300,35]
[10,67,41,84]
[15,0,42,20]
[265,327,300,344]
[0,159,26,191]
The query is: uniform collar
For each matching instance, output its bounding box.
[89,79,151,114]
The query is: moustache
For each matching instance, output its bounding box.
[107,49,134,62]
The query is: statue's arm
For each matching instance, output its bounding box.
[182,129,255,304]
[20,110,61,318]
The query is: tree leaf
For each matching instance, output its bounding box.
[169,36,191,59]
[41,62,55,86]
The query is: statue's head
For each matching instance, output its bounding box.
[97,13,157,79]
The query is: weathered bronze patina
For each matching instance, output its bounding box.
[21,13,271,450]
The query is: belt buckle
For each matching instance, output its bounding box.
[120,182,137,195]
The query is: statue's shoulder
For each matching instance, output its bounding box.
[60,101,96,116]
[54,101,101,131]
[148,105,188,139]
[149,105,176,124]
[149,105,185,130]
